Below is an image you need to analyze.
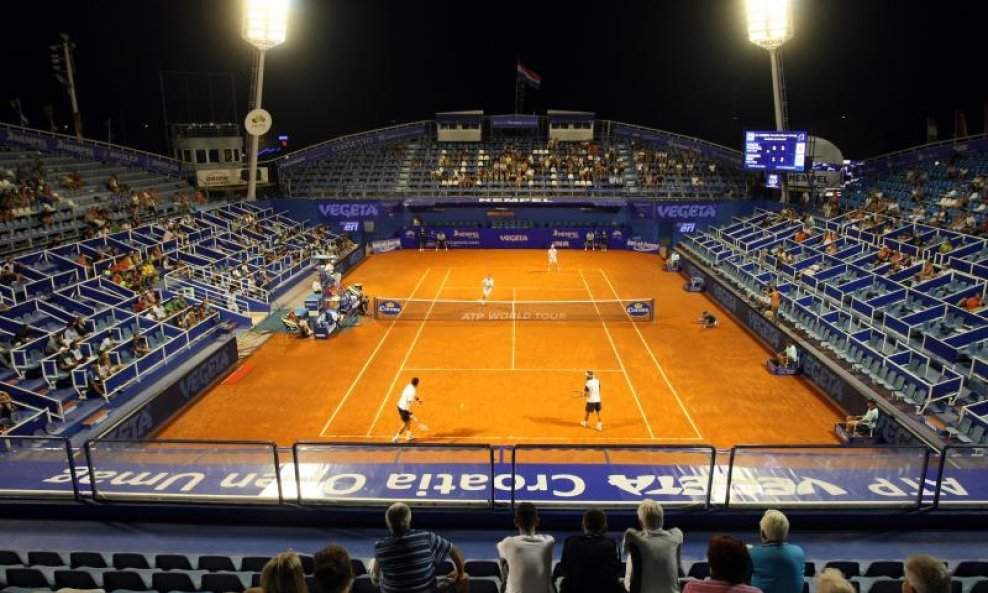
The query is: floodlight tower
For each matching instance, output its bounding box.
[746,0,794,203]
[242,0,289,201]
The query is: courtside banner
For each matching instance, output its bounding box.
[371,238,401,254]
[398,227,627,250]
[6,458,985,507]
[627,239,661,253]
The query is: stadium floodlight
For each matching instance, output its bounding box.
[242,0,289,200]
[746,0,793,50]
[746,0,793,202]
[242,0,289,50]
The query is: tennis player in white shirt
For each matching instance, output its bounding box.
[548,245,560,272]
[480,273,494,306]
[580,371,603,431]
[392,377,422,443]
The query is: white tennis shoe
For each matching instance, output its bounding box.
[596,422,603,432]
[580,420,588,428]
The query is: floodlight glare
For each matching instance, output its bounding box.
[746,0,793,49]
[242,0,289,50]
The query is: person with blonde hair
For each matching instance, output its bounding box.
[622,499,683,593]
[815,568,854,593]
[257,552,307,593]
[750,510,805,593]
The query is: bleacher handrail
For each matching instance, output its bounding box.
[0,123,187,178]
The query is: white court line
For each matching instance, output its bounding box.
[319,267,435,437]
[598,268,704,440]
[578,269,656,439]
[403,368,624,372]
[441,286,589,291]
[365,268,453,436]
[511,287,516,370]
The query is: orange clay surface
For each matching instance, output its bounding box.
[155,249,842,448]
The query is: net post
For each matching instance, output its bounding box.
[649,297,655,322]
[372,297,379,320]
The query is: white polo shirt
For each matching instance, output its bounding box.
[398,383,417,411]
[585,378,601,403]
[496,533,555,593]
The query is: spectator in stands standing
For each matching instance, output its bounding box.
[903,555,951,593]
[371,502,468,593]
[815,569,854,593]
[750,510,805,593]
[559,508,623,593]
[496,502,554,593]
[683,535,761,593]
[314,544,354,593]
[622,499,683,593]
[768,287,781,320]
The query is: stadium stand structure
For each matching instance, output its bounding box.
[278,118,748,200]
[0,146,194,256]
[0,548,986,593]
[0,201,348,441]
[679,164,988,446]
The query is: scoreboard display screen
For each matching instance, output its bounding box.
[744,131,808,172]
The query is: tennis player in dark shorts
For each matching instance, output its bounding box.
[392,377,421,442]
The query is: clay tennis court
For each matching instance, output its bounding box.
[155,250,842,449]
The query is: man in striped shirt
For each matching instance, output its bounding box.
[371,502,469,593]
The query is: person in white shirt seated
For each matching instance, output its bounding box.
[845,401,879,435]
[496,502,554,593]
[667,251,681,267]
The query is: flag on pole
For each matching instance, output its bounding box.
[516,62,541,89]
[925,117,938,143]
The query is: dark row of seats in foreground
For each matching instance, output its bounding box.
[2,549,988,593]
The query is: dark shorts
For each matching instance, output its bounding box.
[585,402,602,413]
[398,407,412,422]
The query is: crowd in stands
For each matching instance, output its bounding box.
[428,139,627,188]
[188,501,958,593]
[630,140,728,191]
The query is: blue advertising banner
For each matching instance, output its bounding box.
[99,338,239,440]
[398,227,627,250]
[7,457,984,507]
[317,201,382,220]
[0,126,184,177]
[654,203,719,222]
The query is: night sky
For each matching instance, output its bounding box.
[4,0,986,160]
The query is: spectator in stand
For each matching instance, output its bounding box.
[750,510,805,593]
[0,391,15,432]
[11,324,32,346]
[313,544,354,593]
[815,569,854,593]
[903,555,951,593]
[496,502,554,593]
[246,552,308,593]
[559,508,623,593]
[959,294,982,312]
[131,331,151,358]
[371,502,468,593]
[623,499,683,593]
[683,535,760,593]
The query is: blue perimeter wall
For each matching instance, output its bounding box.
[258,198,780,246]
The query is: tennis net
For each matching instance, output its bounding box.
[372,297,654,322]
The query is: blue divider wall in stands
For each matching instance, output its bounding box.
[97,338,239,440]
[680,252,926,446]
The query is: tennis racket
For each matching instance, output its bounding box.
[570,390,586,399]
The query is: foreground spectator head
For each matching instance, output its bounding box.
[708,534,753,585]
[637,499,664,530]
[314,544,353,593]
[904,555,951,593]
[817,568,854,593]
[759,509,790,542]
[260,552,307,593]
[515,501,539,533]
[582,508,607,535]
[386,502,412,535]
